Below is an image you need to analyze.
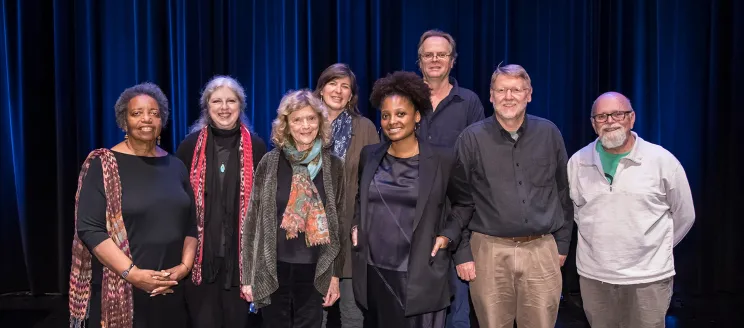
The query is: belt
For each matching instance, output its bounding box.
[499,235,545,243]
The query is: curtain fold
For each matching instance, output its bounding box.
[0,0,740,303]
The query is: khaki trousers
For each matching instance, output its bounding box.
[469,233,562,328]
[580,276,673,328]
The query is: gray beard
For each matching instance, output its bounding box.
[600,128,628,149]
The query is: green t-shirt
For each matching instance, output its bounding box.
[596,141,630,183]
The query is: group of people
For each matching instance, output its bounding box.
[68,29,695,328]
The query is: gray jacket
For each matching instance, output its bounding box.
[240,148,345,308]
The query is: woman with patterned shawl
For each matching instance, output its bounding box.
[313,63,379,328]
[69,83,197,328]
[240,89,345,328]
[176,75,267,327]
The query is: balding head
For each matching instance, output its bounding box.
[591,92,633,116]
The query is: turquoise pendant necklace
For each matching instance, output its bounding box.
[220,163,226,173]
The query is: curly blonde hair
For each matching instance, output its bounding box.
[271,89,331,148]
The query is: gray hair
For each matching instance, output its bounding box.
[114,82,170,130]
[490,63,532,90]
[189,75,251,133]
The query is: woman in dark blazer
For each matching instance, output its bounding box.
[350,71,473,328]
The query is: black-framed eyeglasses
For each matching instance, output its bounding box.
[592,110,633,123]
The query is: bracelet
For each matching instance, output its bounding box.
[180,262,191,271]
[121,263,135,279]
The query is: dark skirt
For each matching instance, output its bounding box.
[364,265,446,328]
[183,257,261,328]
[87,284,188,328]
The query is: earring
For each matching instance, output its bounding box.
[124,133,129,140]
[157,136,161,145]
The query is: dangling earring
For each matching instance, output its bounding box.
[157,136,161,145]
[124,133,129,140]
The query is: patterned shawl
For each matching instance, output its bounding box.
[69,149,133,328]
[189,124,253,293]
[280,139,330,246]
[330,110,353,161]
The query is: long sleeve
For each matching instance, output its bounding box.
[448,135,477,265]
[667,163,695,246]
[442,148,474,252]
[332,158,346,277]
[77,158,110,251]
[552,130,574,255]
[241,158,265,286]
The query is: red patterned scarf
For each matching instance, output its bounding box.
[69,149,133,328]
[190,124,253,293]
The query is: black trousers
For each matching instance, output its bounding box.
[364,265,445,328]
[262,261,324,328]
[183,258,261,328]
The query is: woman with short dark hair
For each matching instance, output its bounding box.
[69,82,197,328]
[351,72,471,328]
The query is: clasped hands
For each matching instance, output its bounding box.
[127,263,190,297]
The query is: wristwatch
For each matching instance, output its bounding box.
[121,263,135,279]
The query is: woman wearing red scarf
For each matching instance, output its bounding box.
[176,76,267,327]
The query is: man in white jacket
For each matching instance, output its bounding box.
[567,92,695,328]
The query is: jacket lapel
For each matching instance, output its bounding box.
[360,142,389,230]
[413,142,436,232]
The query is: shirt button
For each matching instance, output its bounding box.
[519,181,523,185]
[524,218,528,223]
[522,200,526,204]
[516,163,520,167]
[428,136,432,140]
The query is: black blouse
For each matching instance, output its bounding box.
[76,151,197,285]
[366,153,419,272]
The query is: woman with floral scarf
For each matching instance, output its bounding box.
[240,89,345,328]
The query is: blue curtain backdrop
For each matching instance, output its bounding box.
[0,0,741,312]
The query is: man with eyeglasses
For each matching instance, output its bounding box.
[414,29,485,328]
[443,64,573,327]
[567,92,695,328]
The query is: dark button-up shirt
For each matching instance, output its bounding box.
[446,114,574,264]
[418,77,485,148]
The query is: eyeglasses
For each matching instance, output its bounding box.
[420,52,451,61]
[592,110,633,123]
[492,87,530,96]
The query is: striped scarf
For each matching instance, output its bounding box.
[189,124,253,294]
[69,149,133,328]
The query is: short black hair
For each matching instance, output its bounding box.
[114,82,170,130]
[369,71,432,115]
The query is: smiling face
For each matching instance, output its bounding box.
[380,94,420,142]
[208,86,241,130]
[418,36,455,80]
[320,76,353,112]
[490,75,532,122]
[591,94,636,149]
[125,95,162,143]
[288,106,320,150]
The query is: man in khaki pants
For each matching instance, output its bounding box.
[568,92,695,328]
[443,64,573,328]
